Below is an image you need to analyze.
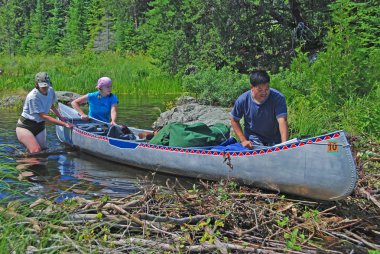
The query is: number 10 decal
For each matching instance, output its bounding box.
[327,142,339,152]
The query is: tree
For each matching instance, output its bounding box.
[41,0,65,53]
[25,0,45,53]
[0,0,28,55]
[59,0,89,53]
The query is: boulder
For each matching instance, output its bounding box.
[0,91,81,108]
[152,96,231,129]
[55,91,82,104]
[0,95,24,107]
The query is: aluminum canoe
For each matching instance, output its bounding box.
[56,103,357,201]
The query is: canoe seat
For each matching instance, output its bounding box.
[77,124,108,136]
[108,125,137,140]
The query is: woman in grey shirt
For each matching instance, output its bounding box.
[16,72,74,153]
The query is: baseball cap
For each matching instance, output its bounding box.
[95,77,112,89]
[35,72,52,87]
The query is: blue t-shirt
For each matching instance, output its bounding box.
[88,91,118,122]
[230,88,287,144]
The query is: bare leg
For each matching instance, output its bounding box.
[16,127,42,153]
[35,129,47,150]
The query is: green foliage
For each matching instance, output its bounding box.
[0,168,32,204]
[276,216,289,228]
[0,0,335,73]
[0,0,378,140]
[182,67,248,106]
[42,0,66,53]
[26,0,45,53]
[302,209,319,221]
[85,0,106,50]
[0,0,25,55]
[0,53,182,96]
[284,228,304,251]
[180,217,225,245]
[59,0,89,53]
[272,0,380,138]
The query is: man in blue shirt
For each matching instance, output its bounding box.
[230,70,288,149]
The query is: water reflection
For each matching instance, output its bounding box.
[1,95,197,200]
[19,151,196,201]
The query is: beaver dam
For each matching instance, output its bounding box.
[0,138,379,253]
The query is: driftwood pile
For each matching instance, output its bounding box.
[6,170,375,254]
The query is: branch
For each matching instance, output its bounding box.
[138,213,208,225]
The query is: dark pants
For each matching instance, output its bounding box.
[248,134,275,148]
[16,116,45,136]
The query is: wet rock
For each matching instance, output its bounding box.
[152,96,231,129]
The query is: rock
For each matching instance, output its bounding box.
[152,96,231,129]
[0,91,81,108]
[176,96,197,106]
[55,91,82,104]
[0,95,24,107]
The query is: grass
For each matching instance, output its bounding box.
[0,52,183,96]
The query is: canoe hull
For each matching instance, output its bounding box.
[56,104,357,201]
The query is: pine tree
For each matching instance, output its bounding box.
[42,0,65,53]
[0,0,20,55]
[86,0,105,50]
[27,0,46,53]
[59,0,88,53]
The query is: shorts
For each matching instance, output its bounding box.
[16,116,45,136]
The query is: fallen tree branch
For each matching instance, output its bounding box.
[138,213,208,225]
[118,238,176,252]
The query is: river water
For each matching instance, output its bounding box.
[0,95,196,201]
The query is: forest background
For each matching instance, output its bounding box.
[0,0,379,139]
[0,1,379,252]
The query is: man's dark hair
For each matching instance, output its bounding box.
[250,70,270,87]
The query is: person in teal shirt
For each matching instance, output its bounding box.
[71,77,119,125]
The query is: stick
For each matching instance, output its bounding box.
[343,230,380,250]
[123,238,284,253]
[118,191,142,202]
[64,232,86,254]
[359,188,380,209]
[120,199,144,209]
[138,213,208,225]
[206,227,228,254]
[127,238,176,252]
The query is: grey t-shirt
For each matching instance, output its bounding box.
[21,87,57,123]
